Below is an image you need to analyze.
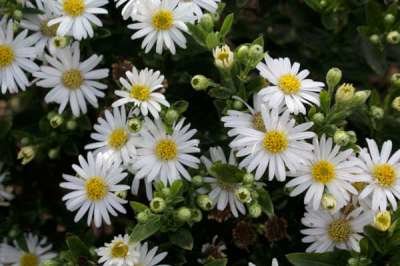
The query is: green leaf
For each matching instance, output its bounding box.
[256,188,274,216]
[205,258,228,266]
[172,100,189,114]
[170,180,184,197]
[286,251,351,266]
[169,228,194,250]
[130,216,161,243]
[363,225,385,253]
[66,235,92,259]
[219,13,234,39]
[130,201,148,213]
[187,23,206,46]
[209,161,246,184]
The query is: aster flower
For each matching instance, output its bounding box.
[60,152,130,227]
[0,19,39,94]
[357,139,400,211]
[128,0,196,54]
[257,56,324,115]
[34,42,109,117]
[229,106,314,181]
[0,233,56,265]
[49,0,108,40]
[96,234,140,266]
[286,135,364,210]
[112,66,169,118]
[301,207,372,252]
[134,242,169,266]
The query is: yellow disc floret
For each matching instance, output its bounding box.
[130,84,151,101]
[108,128,128,150]
[152,9,174,31]
[252,112,266,131]
[62,69,84,89]
[328,218,351,242]
[262,130,288,154]
[311,160,336,184]
[63,0,86,17]
[373,163,397,188]
[278,74,301,94]
[155,139,178,161]
[0,44,15,69]
[111,240,129,258]
[85,176,108,201]
[20,253,39,266]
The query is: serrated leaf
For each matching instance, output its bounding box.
[130,216,161,243]
[219,13,234,39]
[169,228,193,250]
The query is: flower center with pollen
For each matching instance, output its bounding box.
[40,20,59,37]
[108,128,128,150]
[155,139,178,161]
[328,218,351,242]
[63,0,85,17]
[0,44,15,69]
[62,69,83,89]
[278,74,301,94]
[262,130,288,154]
[312,160,336,184]
[20,253,39,266]
[252,112,265,131]
[130,84,151,101]
[85,176,108,201]
[373,163,396,188]
[152,9,174,31]
[111,241,129,258]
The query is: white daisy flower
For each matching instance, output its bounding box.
[0,233,56,265]
[112,66,169,118]
[357,139,400,211]
[34,42,109,117]
[301,207,372,253]
[60,152,130,227]
[0,163,13,206]
[48,0,108,40]
[200,146,246,217]
[134,242,169,266]
[85,106,137,165]
[128,0,196,54]
[115,0,140,20]
[229,106,314,181]
[0,20,39,94]
[187,0,221,18]
[20,0,59,55]
[286,135,364,210]
[257,56,324,115]
[96,234,140,266]
[132,117,200,188]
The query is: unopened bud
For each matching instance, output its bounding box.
[191,208,203,222]
[66,119,77,130]
[191,75,211,91]
[321,193,337,211]
[127,117,142,132]
[213,45,234,69]
[53,36,69,49]
[165,109,179,125]
[334,130,349,146]
[369,34,380,45]
[136,211,149,223]
[387,31,400,44]
[335,83,355,103]
[374,211,391,231]
[248,203,262,218]
[176,207,191,222]
[232,100,243,110]
[347,131,357,144]
[50,114,63,128]
[371,106,384,119]
[248,44,264,61]
[353,90,371,105]
[384,14,395,25]
[13,10,23,20]
[242,173,254,184]
[150,197,166,213]
[326,67,342,89]
[236,45,249,62]
[312,113,325,124]
[192,175,203,187]
[48,148,59,159]
[17,146,35,165]
[197,195,213,211]
[200,13,214,31]
[391,73,400,88]
[235,187,252,203]
[392,97,400,111]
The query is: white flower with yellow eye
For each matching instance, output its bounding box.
[60,152,130,227]
[49,0,108,40]
[96,234,140,266]
[114,0,140,20]
[357,139,400,211]
[112,66,169,119]
[34,42,109,117]
[128,0,196,54]
[257,56,324,115]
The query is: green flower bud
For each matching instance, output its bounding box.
[150,197,166,213]
[390,73,400,88]
[235,187,252,203]
[369,34,380,45]
[20,137,30,146]
[248,44,264,60]
[13,10,23,20]
[50,114,64,128]
[319,0,327,7]
[236,45,249,62]
[312,113,325,124]
[335,83,355,103]
[191,208,203,222]
[211,12,220,22]
[165,109,179,125]
[386,31,400,44]
[53,36,69,49]
[321,193,336,211]
[371,106,384,119]
[384,14,395,25]
[161,187,171,197]
[176,207,191,222]
[66,119,77,130]
[347,131,357,144]
[242,173,254,184]
[248,203,262,218]
[191,75,211,91]
[48,148,59,159]
[200,13,214,31]
[392,96,400,111]
[326,67,342,89]
[127,117,142,132]
[17,146,35,165]
[353,90,371,105]
[232,100,243,110]
[192,175,203,186]
[115,190,127,199]
[197,195,213,211]
[136,211,149,223]
[47,111,57,121]
[334,130,349,146]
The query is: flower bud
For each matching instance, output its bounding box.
[384,14,395,25]
[197,195,213,211]
[347,130,357,144]
[161,187,170,197]
[334,130,349,146]
[369,34,380,45]
[236,45,249,62]
[47,111,57,121]
[20,137,30,146]
[248,203,262,218]
[235,187,252,203]
[392,96,400,111]
[191,75,211,91]
[353,90,371,105]
[386,31,400,44]
[192,175,203,187]
[127,117,142,133]
[335,83,355,103]
[48,148,59,159]
[17,146,35,165]
[326,67,342,89]
[248,44,264,61]
[50,114,64,128]
[312,113,325,124]
[391,73,400,88]
[321,193,336,211]
[374,211,391,231]
[232,100,243,110]
[176,207,191,222]
[66,119,77,130]
[371,106,384,119]
[150,197,166,213]
[191,208,203,222]
[213,45,234,69]
[53,36,69,49]
[115,190,127,199]
[242,173,254,184]
[165,109,179,125]
[13,10,23,20]
[136,211,149,223]
[200,13,214,31]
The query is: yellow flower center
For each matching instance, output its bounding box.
[328,218,351,242]
[108,128,129,150]
[20,253,39,266]
[373,163,397,188]
[278,74,301,94]
[62,69,84,89]
[155,139,178,161]
[40,20,59,37]
[252,112,265,131]
[217,51,230,62]
[130,84,151,101]
[85,176,108,201]
[0,44,15,69]
[311,160,336,184]
[374,211,391,231]
[63,0,86,17]
[152,9,174,31]
[262,130,288,154]
[111,240,129,258]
